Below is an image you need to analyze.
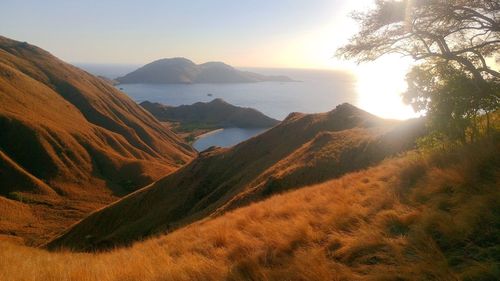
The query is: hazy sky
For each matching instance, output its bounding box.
[0,0,374,68]
[0,0,419,119]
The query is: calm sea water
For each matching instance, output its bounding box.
[78,64,359,150]
[193,128,270,151]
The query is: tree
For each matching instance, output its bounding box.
[337,0,500,141]
[405,61,498,142]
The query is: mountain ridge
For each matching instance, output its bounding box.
[47,103,426,251]
[0,36,196,245]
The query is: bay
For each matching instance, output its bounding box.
[78,65,359,150]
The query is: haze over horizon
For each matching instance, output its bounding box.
[0,0,418,119]
[1,0,372,68]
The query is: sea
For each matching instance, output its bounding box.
[78,64,360,151]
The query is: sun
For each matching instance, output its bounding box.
[354,55,420,120]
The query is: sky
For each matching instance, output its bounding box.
[0,0,418,119]
[0,0,372,68]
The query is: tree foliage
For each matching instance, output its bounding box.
[405,61,498,142]
[337,0,500,142]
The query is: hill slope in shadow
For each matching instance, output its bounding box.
[48,103,426,250]
[2,135,498,280]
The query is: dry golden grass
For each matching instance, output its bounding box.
[1,136,498,280]
[0,36,196,244]
[49,105,425,251]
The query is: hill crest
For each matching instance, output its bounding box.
[47,103,426,250]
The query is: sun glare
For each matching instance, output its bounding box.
[355,56,419,120]
[279,0,419,120]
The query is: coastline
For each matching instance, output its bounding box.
[195,128,224,140]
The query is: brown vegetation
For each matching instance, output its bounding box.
[48,103,426,250]
[1,135,498,280]
[0,36,195,245]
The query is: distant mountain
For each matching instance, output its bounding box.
[0,36,195,244]
[140,99,280,131]
[47,104,426,251]
[116,58,295,84]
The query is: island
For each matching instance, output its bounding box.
[140,99,280,142]
[116,57,294,84]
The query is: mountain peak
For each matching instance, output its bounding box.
[329,102,376,118]
[335,102,356,110]
[152,57,195,65]
[200,61,233,69]
[208,98,228,104]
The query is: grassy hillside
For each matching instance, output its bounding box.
[1,136,498,280]
[0,36,195,245]
[48,103,426,250]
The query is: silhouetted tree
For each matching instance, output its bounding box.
[337,0,499,142]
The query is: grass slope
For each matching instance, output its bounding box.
[0,36,195,244]
[1,136,498,280]
[48,104,426,250]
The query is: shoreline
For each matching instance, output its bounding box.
[195,128,224,140]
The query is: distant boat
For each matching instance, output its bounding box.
[119,87,124,90]
[207,93,213,97]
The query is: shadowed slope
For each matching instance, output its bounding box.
[0,151,55,196]
[0,36,195,244]
[48,104,426,250]
[2,136,498,280]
